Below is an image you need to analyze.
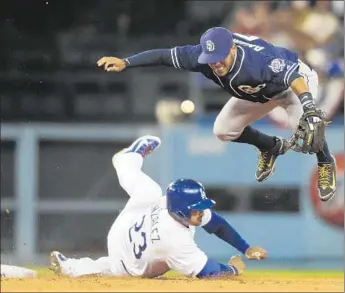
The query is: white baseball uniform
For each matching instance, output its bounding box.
[1,264,37,278]
[58,152,212,278]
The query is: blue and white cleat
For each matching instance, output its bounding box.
[50,251,67,275]
[124,135,161,158]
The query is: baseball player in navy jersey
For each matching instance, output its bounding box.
[50,135,267,279]
[97,27,336,202]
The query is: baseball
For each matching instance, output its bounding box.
[180,100,195,114]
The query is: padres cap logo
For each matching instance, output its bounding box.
[206,40,215,52]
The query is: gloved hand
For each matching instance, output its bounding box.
[228,254,245,275]
[245,246,268,260]
[292,108,329,154]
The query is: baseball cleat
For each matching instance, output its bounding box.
[49,251,67,275]
[124,135,161,158]
[318,155,337,201]
[255,137,289,182]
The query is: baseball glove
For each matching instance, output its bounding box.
[290,109,329,154]
[245,246,268,260]
[228,255,245,275]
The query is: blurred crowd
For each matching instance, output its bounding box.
[1,0,343,124]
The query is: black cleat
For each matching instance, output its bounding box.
[255,137,289,182]
[318,155,337,201]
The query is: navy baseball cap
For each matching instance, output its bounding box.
[198,27,234,64]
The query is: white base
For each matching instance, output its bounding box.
[1,264,37,278]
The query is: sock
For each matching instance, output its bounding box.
[316,141,333,164]
[233,126,277,151]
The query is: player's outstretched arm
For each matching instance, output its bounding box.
[202,210,267,260]
[97,45,202,72]
[165,240,245,279]
[97,50,172,72]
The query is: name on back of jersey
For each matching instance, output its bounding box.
[150,204,161,243]
[233,38,264,52]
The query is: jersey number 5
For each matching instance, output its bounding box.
[128,215,147,259]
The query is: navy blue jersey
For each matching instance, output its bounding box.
[169,33,300,103]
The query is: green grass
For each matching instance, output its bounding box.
[30,266,343,279]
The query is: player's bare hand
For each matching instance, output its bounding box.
[97,57,126,72]
[245,246,268,260]
[228,254,245,275]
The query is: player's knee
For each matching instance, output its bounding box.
[213,121,243,141]
[216,133,242,141]
[111,154,120,170]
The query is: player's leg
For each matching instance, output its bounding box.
[50,137,163,279]
[112,135,163,213]
[266,105,290,128]
[50,251,114,277]
[1,264,37,278]
[105,136,164,277]
[213,97,290,182]
[283,60,336,201]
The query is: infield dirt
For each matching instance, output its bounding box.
[1,270,343,292]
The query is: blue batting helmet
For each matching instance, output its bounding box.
[166,179,215,221]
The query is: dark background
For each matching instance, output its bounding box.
[1,0,343,122]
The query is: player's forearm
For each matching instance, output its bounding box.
[202,212,250,254]
[290,76,316,112]
[196,259,238,279]
[124,49,173,68]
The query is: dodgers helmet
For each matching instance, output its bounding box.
[166,179,215,220]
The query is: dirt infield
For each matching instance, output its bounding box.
[2,271,344,292]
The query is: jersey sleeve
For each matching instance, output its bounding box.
[263,58,301,88]
[171,45,203,72]
[166,230,208,277]
[201,211,250,254]
[124,45,202,72]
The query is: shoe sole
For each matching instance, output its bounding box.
[318,155,337,202]
[112,135,161,161]
[319,191,336,202]
[127,135,161,152]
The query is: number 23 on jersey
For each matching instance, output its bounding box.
[128,215,147,259]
